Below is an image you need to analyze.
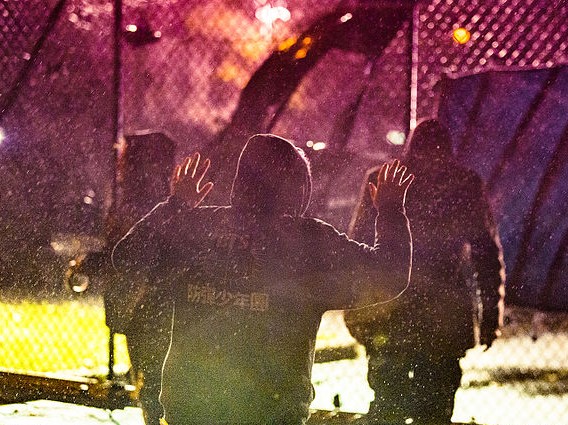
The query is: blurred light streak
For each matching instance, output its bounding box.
[0,127,5,145]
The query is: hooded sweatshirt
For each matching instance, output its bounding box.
[112,134,411,425]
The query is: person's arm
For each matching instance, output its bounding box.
[347,166,382,244]
[468,176,505,348]
[313,160,413,310]
[111,152,213,277]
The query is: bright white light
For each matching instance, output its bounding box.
[125,24,137,32]
[0,127,5,145]
[306,140,326,150]
[255,4,291,27]
[83,196,93,205]
[386,129,406,145]
[340,13,352,23]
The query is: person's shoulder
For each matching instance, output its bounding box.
[141,199,227,229]
[161,197,227,214]
[291,216,344,237]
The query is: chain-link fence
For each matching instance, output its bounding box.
[1,0,567,423]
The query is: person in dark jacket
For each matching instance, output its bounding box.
[66,132,176,425]
[111,133,414,425]
[345,119,505,425]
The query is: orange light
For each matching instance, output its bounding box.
[452,27,471,44]
[294,48,308,59]
[302,36,312,46]
[278,37,297,52]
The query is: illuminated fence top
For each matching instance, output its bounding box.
[415,0,568,119]
[2,0,568,131]
[1,0,568,252]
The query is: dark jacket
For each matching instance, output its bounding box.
[111,134,412,425]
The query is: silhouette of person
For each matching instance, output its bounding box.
[345,119,505,425]
[66,132,176,424]
[111,134,414,425]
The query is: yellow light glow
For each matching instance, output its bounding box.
[216,62,240,82]
[302,36,312,46]
[239,38,271,60]
[452,27,471,44]
[278,36,297,51]
[295,48,308,59]
[216,61,249,88]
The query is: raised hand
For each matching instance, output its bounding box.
[368,159,414,212]
[170,152,214,208]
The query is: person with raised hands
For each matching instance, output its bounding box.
[112,133,414,425]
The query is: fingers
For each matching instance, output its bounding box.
[184,152,201,178]
[177,153,211,181]
[195,157,211,189]
[172,164,182,183]
[197,181,214,205]
[171,152,214,206]
[181,156,191,176]
[388,159,401,183]
[367,182,377,200]
[376,163,388,185]
[401,173,415,191]
[394,165,407,183]
[379,159,413,186]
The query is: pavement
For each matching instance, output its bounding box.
[0,400,144,425]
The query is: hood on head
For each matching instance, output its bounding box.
[405,118,453,163]
[230,134,312,217]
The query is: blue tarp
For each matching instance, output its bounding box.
[438,66,568,311]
